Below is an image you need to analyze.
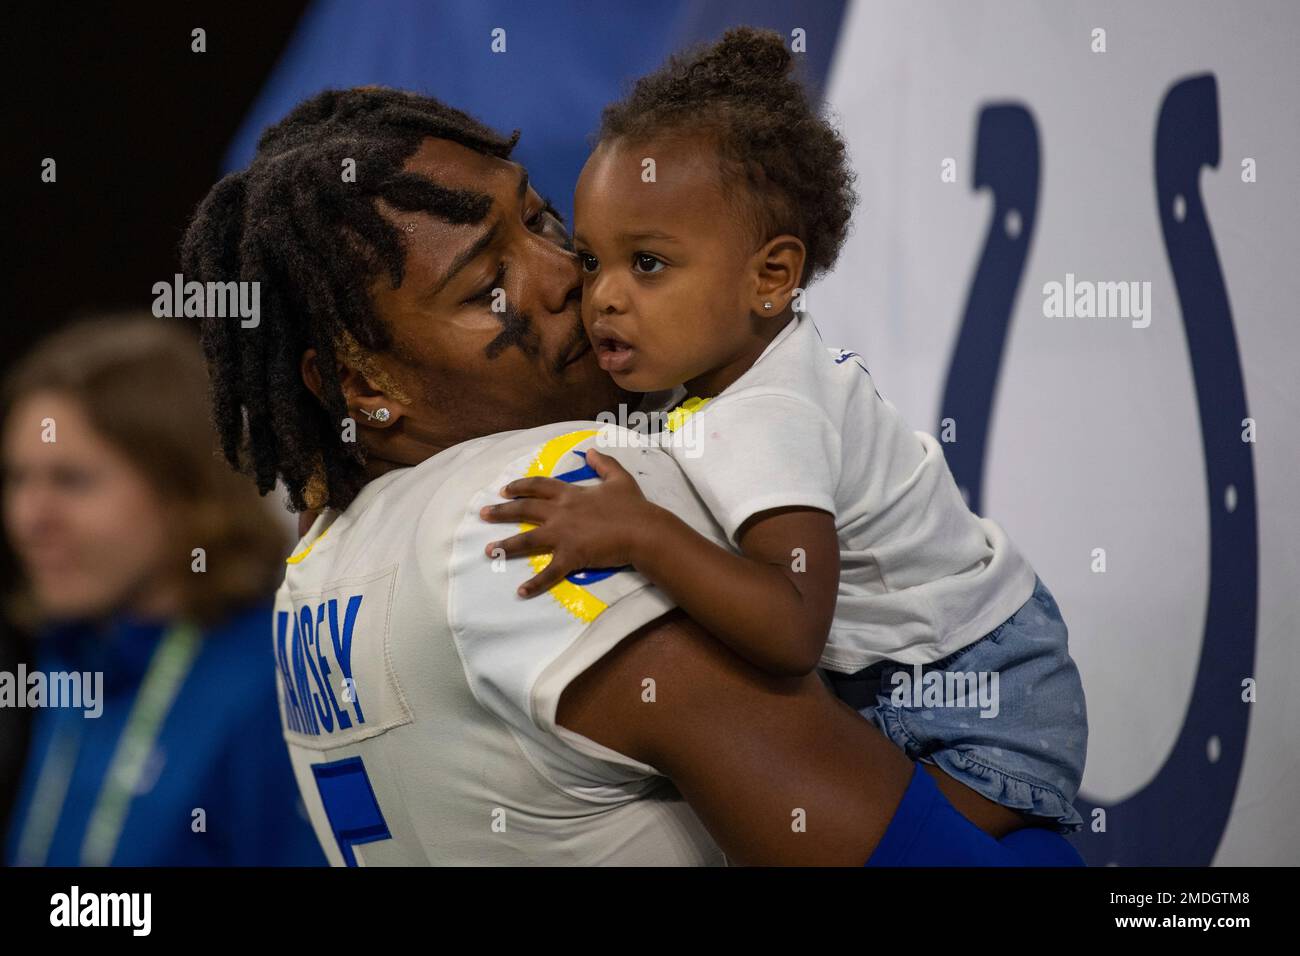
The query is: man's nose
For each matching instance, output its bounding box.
[532,235,584,316]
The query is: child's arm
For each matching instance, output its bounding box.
[641,502,841,675]
[481,447,840,676]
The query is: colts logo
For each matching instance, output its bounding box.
[934,75,1256,866]
[517,429,630,624]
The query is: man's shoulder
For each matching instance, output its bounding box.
[400,421,642,495]
[439,422,718,788]
[401,421,717,533]
[439,419,722,620]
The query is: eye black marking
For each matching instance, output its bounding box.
[483,302,541,360]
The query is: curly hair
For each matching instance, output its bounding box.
[181,87,520,513]
[597,26,857,283]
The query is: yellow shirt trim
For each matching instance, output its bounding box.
[286,525,330,565]
[665,396,712,433]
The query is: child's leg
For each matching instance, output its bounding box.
[920,762,1032,839]
[837,575,1089,834]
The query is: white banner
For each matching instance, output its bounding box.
[819,0,1300,864]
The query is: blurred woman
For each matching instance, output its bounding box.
[1,315,325,865]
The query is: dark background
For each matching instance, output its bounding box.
[2,0,309,841]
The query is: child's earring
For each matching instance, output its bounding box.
[361,407,391,423]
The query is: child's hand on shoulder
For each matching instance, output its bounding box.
[479,448,660,597]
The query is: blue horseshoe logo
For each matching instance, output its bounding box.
[939,78,1258,865]
[936,104,1040,512]
[1068,74,1258,865]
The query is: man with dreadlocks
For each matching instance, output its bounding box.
[182,77,1075,866]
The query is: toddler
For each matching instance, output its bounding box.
[483,28,1088,833]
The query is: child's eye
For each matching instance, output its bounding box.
[578,252,599,273]
[632,253,665,275]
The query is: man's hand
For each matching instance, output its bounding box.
[480,448,661,597]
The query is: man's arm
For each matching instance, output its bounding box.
[556,609,916,866]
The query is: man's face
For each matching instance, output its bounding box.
[367,138,629,447]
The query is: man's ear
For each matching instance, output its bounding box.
[300,348,402,427]
[749,235,807,317]
[301,348,326,404]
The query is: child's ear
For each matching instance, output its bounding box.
[750,234,807,316]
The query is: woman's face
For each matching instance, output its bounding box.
[2,391,175,621]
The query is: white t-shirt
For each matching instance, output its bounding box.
[651,313,1037,673]
[272,424,726,866]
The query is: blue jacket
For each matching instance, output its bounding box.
[4,601,326,866]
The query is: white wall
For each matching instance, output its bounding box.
[819,0,1299,864]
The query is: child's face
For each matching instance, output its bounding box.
[573,136,766,395]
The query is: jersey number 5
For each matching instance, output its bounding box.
[311,756,392,866]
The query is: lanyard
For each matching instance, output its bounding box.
[14,621,201,866]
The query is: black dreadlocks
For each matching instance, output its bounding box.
[181,87,520,513]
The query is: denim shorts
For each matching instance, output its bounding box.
[827,575,1088,832]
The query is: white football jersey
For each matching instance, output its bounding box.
[272,423,726,865]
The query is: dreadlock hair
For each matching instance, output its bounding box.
[597,26,857,284]
[181,87,520,513]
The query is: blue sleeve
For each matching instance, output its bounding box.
[866,763,1084,867]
